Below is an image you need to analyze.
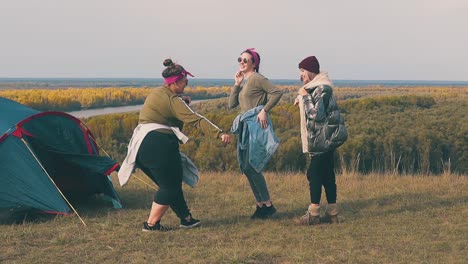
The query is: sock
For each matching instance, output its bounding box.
[147,220,160,227]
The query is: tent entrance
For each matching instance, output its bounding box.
[25,135,119,203]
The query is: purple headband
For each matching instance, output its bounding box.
[164,70,194,85]
[246,48,259,67]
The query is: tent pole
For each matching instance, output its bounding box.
[20,138,87,226]
[133,175,158,190]
[87,134,112,158]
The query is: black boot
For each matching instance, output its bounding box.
[251,204,277,219]
[261,204,277,219]
[250,204,265,219]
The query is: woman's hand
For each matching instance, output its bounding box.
[294,97,300,106]
[257,109,268,129]
[234,71,244,86]
[180,95,192,105]
[220,133,231,144]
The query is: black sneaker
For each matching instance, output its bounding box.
[180,214,201,229]
[142,221,173,232]
[250,205,265,219]
[261,204,277,219]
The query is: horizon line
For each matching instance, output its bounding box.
[1,77,467,82]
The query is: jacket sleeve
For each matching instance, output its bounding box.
[171,96,223,138]
[257,76,283,112]
[303,85,331,122]
[228,85,241,109]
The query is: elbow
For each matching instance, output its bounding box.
[228,102,238,109]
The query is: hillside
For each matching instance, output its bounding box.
[81,86,468,174]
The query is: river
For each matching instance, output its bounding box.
[66,100,204,118]
[67,105,144,118]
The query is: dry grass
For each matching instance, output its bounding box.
[1,171,467,263]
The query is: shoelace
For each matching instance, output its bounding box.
[159,225,173,231]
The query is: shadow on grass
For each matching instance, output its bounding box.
[0,208,57,225]
[3,191,465,227]
[197,208,307,228]
[0,190,150,225]
[340,192,468,220]
[113,188,154,210]
[198,192,468,226]
[72,187,155,217]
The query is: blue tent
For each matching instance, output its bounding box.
[0,97,121,216]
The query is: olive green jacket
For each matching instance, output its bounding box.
[139,86,222,139]
[229,72,283,113]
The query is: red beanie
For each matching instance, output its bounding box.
[298,56,320,74]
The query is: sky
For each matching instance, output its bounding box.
[1,0,467,81]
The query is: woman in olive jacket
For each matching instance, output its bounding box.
[120,59,231,231]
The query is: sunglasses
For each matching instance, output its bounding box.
[237,57,249,63]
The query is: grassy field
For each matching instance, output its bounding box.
[1,171,467,263]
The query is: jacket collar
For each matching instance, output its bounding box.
[302,72,333,90]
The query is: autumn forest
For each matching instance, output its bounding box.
[1,85,466,174]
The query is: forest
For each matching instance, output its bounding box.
[0,86,239,111]
[1,85,466,174]
[72,86,466,175]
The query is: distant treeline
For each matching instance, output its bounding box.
[2,78,468,89]
[81,87,467,175]
[1,85,456,112]
[0,86,244,111]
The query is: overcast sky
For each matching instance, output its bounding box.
[1,0,467,80]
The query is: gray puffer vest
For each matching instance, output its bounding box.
[303,84,347,155]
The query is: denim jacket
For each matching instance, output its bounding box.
[230,105,280,173]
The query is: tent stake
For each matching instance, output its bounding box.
[21,138,87,226]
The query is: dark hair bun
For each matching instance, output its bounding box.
[163,59,174,67]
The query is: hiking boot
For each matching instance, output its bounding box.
[321,213,339,224]
[322,203,339,224]
[250,204,265,219]
[180,214,201,229]
[142,221,173,232]
[294,211,321,225]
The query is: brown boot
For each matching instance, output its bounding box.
[321,214,339,224]
[294,204,320,225]
[322,203,339,224]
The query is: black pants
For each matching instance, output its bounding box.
[306,151,337,204]
[136,130,190,219]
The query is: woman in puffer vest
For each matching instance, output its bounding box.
[293,56,347,226]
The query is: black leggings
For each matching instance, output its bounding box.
[306,151,337,204]
[136,130,190,219]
